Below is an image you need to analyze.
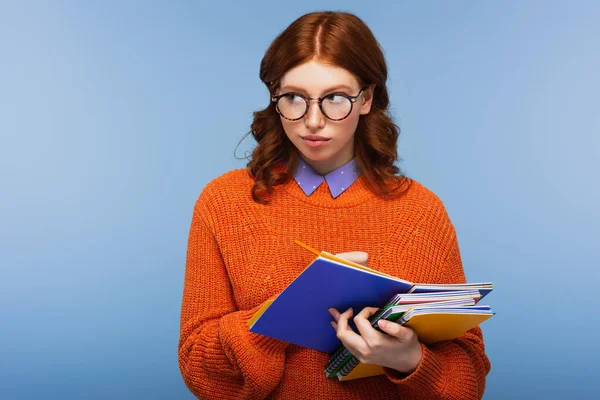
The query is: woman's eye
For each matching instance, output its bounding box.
[285,94,304,102]
[324,94,345,102]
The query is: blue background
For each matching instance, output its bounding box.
[1,1,598,399]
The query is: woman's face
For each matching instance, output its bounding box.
[276,60,373,175]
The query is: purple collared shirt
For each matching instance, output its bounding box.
[292,157,360,198]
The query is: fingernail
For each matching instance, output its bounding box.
[378,320,388,329]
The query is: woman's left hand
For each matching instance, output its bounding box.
[329,306,423,374]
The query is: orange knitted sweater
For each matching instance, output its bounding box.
[178,167,491,400]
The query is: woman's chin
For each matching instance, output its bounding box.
[298,152,330,162]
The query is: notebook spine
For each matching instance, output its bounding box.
[326,353,353,377]
[336,356,361,380]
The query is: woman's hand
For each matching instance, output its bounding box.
[331,251,423,374]
[328,306,423,374]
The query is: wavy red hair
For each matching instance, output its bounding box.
[241,11,412,203]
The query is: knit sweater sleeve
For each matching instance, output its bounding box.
[384,205,491,399]
[178,194,288,399]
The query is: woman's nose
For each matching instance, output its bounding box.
[305,100,325,130]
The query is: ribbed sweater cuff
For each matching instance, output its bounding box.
[383,343,446,396]
[218,307,289,391]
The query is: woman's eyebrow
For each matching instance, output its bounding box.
[279,84,354,94]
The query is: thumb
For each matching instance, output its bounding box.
[335,251,369,267]
[377,319,409,339]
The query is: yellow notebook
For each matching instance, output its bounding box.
[339,363,385,381]
[404,312,493,344]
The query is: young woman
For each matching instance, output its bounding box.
[179,11,490,400]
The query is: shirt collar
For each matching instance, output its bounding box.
[292,157,360,198]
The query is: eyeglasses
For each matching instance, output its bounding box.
[271,86,368,121]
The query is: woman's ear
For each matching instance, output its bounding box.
[359,83,376,115]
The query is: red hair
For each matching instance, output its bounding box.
[241,11,412,203]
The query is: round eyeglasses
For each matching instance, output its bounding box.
[271,87,368,121]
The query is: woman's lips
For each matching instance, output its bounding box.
[302,137,330,148]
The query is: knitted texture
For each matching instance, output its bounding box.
[179,166,491,400]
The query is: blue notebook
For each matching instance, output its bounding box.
[248,251,412,352]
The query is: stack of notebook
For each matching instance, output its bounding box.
[247,240,494,381]
[325,289,493,381]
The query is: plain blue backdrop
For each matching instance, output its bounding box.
[1,1,598,399]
